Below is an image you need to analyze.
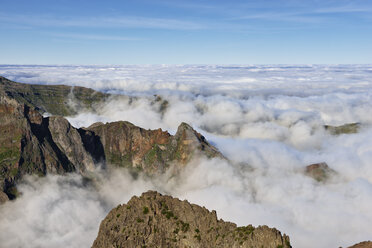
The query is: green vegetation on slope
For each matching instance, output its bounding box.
[0,76,109,116]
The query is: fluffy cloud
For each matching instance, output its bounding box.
[0,64,372,248]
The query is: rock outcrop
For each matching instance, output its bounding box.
[92,191,291,248]
[348,241,372,248]
[48,116,97,172]
[305,162,335,182]
[86,121,223,174]
[324,123,360,135]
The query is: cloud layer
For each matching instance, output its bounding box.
[0,65,372,248]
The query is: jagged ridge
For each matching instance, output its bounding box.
[92,191,291,248]
[86,121,223,174]
[0,79,223,199]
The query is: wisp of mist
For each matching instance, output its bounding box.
[0,65,372,248]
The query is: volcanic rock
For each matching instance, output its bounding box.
[48,116,96,172]
[85,121,224,174]
[0,94,77,199]
[92,191,291,248]
[348,241,372,248]
[305,162,335,182]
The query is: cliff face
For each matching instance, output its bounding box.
[92,191,291,248]
[0,94,93,199]
[48,116,97,172]
[0,77,104,199]
[86,121,172,172]
[0,95,68,198]
[86,121,223,174]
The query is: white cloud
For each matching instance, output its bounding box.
[1,65,372,248]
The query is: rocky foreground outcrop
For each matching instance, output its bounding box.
[92,191,291,248]
[348,241,372,248]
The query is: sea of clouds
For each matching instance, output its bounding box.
[0,64,372,248]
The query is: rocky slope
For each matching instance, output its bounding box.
[92,191,291,248]
[0,76,108,116]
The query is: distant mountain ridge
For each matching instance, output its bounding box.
[0,76,108,116]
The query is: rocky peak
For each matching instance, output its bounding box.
[86,121,224,174]
[174,122,223,163]
[347,241,372,248]
[92,191,291,248]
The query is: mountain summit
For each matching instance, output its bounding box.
[92,191,291,248]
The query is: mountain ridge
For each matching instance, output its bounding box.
[0,76,108,116]
[0,77,223,199]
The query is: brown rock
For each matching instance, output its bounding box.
[348,241,372,248]
[174,122,223,164]
[305,162,335,182]
[0,191,8,204]
[86,121,172,172]
[92,191,291,248]
[86,121,224,174]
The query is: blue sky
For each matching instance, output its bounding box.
[1,0,372,64]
